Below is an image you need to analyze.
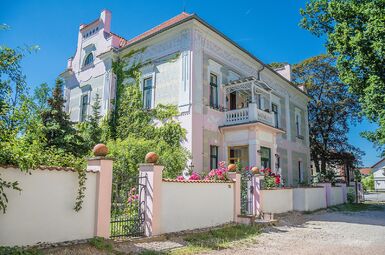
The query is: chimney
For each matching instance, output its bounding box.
[274,64,292,82]
[100,9,112,34]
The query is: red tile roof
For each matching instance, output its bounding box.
[111,12,192,48]
[359,168,372,175]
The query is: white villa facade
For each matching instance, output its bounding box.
[371,158,385,191]
[60,10,311,186]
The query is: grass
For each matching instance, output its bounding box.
[169,224,261,255]
[328,203,385,213]
[88,237,115,254]
[136,224,261,255]
[0,246,43,255]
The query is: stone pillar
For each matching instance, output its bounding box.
[87,156,113,239]
[139,163,164,237]
[229,172,241,223]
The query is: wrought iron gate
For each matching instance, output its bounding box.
[241,170,255,215]
[110,173,147,238]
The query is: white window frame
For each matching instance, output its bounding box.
[141,73,155,109]
[79,92,90,122]
[295,107,303,138]
[208,59,222,110]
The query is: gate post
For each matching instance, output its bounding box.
[139,163,164,237]
[229,172,241,223]
[87,144,113,239]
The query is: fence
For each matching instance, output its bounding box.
[139,164,241,236]
[0,157,112,246]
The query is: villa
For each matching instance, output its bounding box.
[60,10,310,186]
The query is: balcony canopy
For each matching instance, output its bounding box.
[222,76,272,95]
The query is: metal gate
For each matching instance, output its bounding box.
[241,170,255,215]
[110,173,147,238]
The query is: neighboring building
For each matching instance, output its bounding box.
[371,158,385,191]
[60,10,311,185]
[359,167,372,177]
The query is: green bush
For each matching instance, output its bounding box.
[362,174,374,191]
[347,191,355,204]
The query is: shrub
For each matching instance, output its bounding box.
[362,174,374,191]
[347,191,355,204]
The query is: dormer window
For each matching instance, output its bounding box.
[84,53,94,67]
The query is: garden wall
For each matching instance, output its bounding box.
[260,189,293,213]
[0,158,112,246]
[293,187,326,212]
[159,180,235,233]
[330,186,344,206]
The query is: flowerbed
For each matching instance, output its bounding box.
[176,161,232,181]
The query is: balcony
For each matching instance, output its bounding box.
[224,103,274,126]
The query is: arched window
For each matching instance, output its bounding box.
[84,53,93,66]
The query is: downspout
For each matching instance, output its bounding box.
[257,64,265,81]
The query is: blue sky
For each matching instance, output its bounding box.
[1,0,381,166]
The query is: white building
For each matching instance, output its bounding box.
[371,158,385,191]
[60,10,311,185]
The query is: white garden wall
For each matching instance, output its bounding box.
[260,189,293,214]
[0,166,99,246]
[293,187,326,212]
[159,180,234,233]
[330,186,344,206]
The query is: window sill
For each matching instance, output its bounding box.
[208,105,227,112]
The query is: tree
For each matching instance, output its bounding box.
[300,0,385,155]
[41,79,88,157]
[78,93,102,149]
[292,55,362,174]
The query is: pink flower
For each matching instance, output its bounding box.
[176,175,184,181]
[189,172,201,180]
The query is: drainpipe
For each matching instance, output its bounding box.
[257,64,265,81]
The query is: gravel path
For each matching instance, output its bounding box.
[209,207,385,255]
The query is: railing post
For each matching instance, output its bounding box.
[139,153,164,237]
[248,103,257,122]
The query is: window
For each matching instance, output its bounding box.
[272,103,279,128]
[209,73,218,108]
[228,146,249,167]
[143,77,153,109]
[80,94,89,122]
[210,146,218,170]
[260,147,271,169]
[84,53,94,66]
[298,161,304,182]
[295,109,303,138]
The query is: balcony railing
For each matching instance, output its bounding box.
[224,103,274,126]
[225,108,249,124]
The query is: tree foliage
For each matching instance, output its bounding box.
[41,79,88,157]
[300,0,385,155]
[292,55,362,173]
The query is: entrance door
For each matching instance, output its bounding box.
[228,145,249,167]
[260,147,271,169]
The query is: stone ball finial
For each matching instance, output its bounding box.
[145,152,159,164]
[251,166,260,175]
[93,144,108,157]
[228,164,237,172]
